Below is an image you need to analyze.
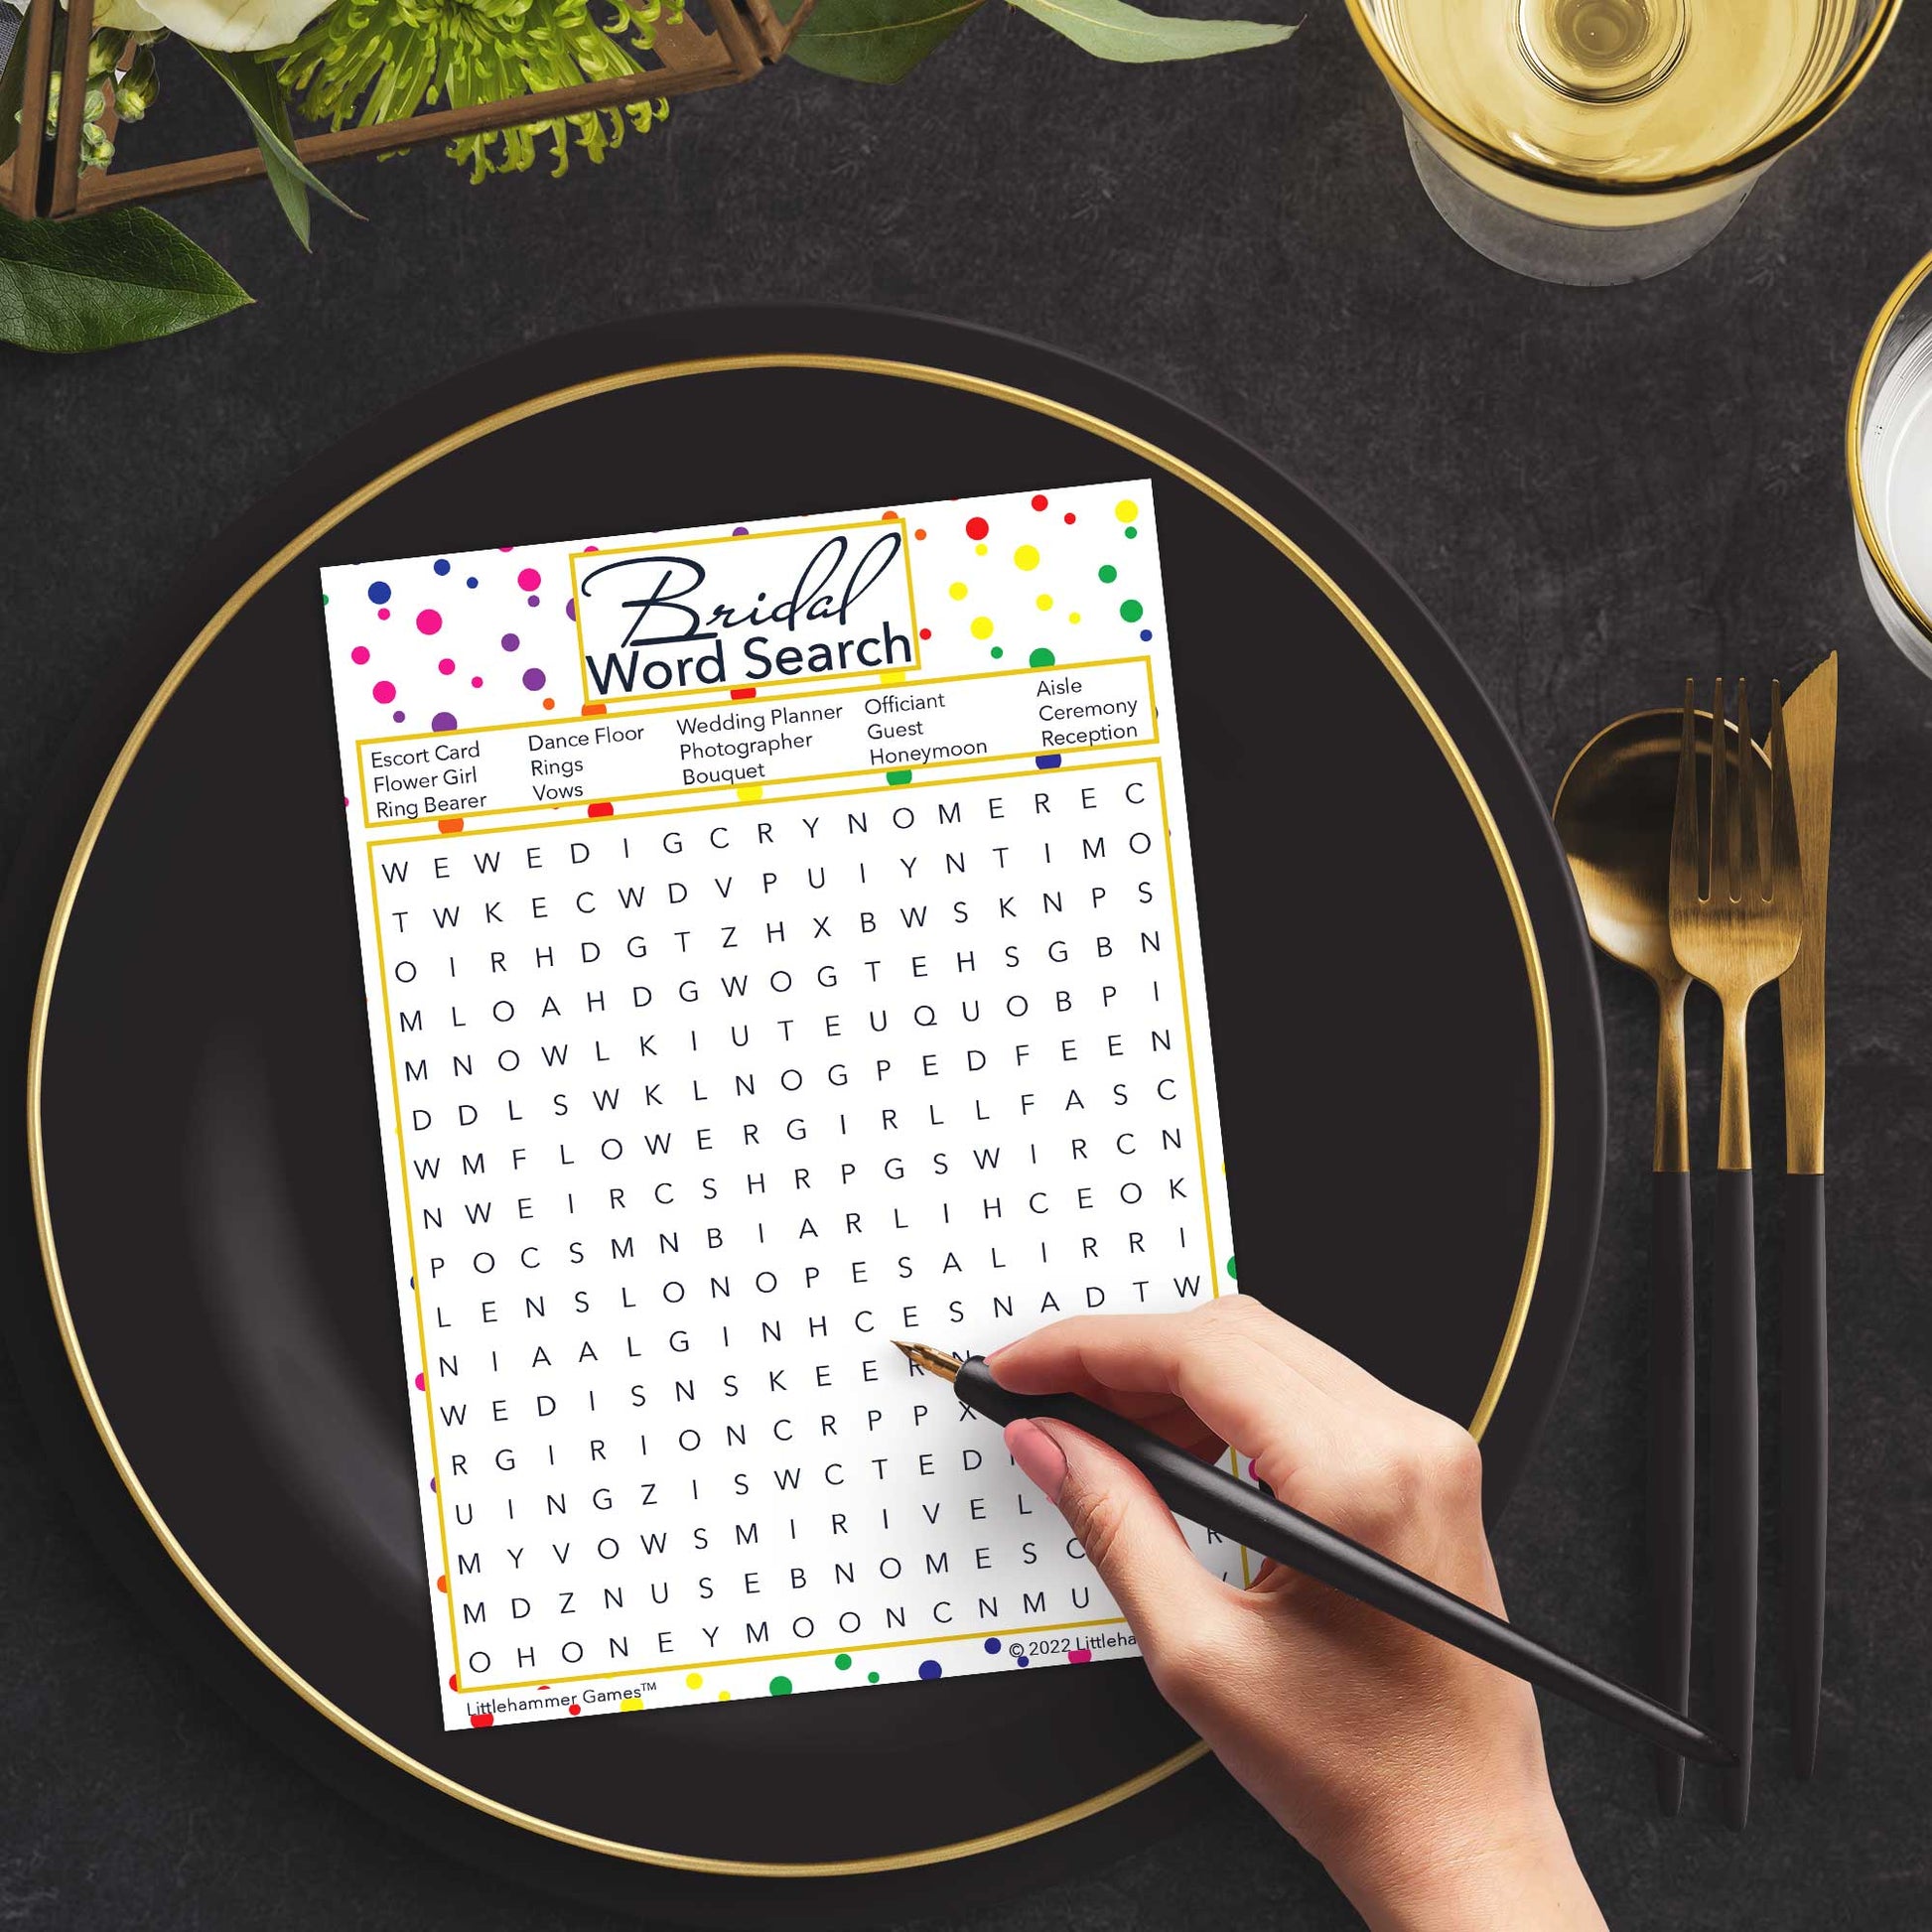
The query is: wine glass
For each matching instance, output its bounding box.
[1850,245,1932,677]
[1343,0,1901,286]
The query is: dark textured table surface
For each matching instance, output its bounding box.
[6,6,1932,1926]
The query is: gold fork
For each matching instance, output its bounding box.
[1668,677,1803,1831]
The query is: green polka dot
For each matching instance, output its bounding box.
[1098,564,1117,584]
[1120,600,1144,622]
[887,769,912,786]
[867,1671,881,1683]
[1226,1255,1238,1280]
[769,1675,793,1695]
[1029,647,1056,668]
[835,1653,853,1670]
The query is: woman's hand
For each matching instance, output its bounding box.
[988,1300,1605,1932]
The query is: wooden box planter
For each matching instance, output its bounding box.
[1,0,810,220]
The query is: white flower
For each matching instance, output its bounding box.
[92,0,334,53]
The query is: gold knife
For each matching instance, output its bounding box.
[1779,651,1836,1779]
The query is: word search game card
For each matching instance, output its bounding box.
[320,482,1242,1730]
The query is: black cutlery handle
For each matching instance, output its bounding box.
[1714,1167,1758,1829]
[1782,1172,1827,1779]
[1649,1169,1694,1817]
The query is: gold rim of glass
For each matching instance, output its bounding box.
[1848,243,1932,646]
[1340,0,1903,199]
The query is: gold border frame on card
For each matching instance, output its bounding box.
[27,355,1554,1878]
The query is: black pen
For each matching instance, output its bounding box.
[895,1341,1734,1770]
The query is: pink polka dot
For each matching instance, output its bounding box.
[350,645,370,665]
[438,658,455,675]
[416,609,442,635]
[517,568,541,592]
[372,680,396,703]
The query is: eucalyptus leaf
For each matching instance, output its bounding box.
[0,205,250,353]
[1010,0,1293,62]
[776,0,986,84]
[192,43,358,249]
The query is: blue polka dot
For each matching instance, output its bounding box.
[433,558,451,576]
[367,580,390,605]
[983,1637,1002,1653]
[917,1659,942,1681]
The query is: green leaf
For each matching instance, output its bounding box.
[0,205,250,353]
[0,12,27,169]
[775,0,987,83]
[1009,0,1293,62]
[191,44,359,250]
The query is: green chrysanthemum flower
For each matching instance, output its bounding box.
[277,0,679,182]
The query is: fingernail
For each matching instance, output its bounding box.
[1004,1419,1067,1502]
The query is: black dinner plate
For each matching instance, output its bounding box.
[0,307,1603,1926]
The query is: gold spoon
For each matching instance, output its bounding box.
[1554,707,1759,1817]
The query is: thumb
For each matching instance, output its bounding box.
[1005,1417,1232,1667]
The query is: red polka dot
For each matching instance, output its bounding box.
[517,567,541,592]
[373,680,396,703]
[965,516,989,540]
[1032,494,1048,511]
[416,609,442,635]
[438,658,455,675]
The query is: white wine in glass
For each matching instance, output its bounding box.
[1345,0,1899,284]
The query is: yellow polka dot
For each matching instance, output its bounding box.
[970,617,994,640]
[1068,612,1082,624]
[1014,544,1039,570]
[974,542,988,557]
[948,582,967,601]
[1035,594,1053,612]
[686,1672,704,1689]
[1115,498,1139,524]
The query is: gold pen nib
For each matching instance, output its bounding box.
[893,1340,963,1382]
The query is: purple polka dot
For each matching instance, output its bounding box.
[500,633,520,652]
[517,567,541,592]
[372,680,396,703]
[433,559,451,576]
[350,645,370,665]
[367,580,390,604]
[522,667,546,692]
[432,711,458,732]
[917,1659,942,1681]
[416,610,443,635]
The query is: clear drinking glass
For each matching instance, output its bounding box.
[1850,247,1932,677]
[1342,0,1901,286]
